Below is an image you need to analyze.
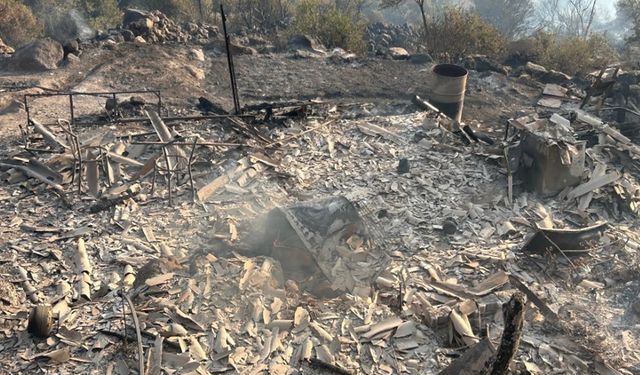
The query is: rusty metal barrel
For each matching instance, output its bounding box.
[430,64,468,122]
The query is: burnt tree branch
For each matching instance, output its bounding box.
[487,292,525,375]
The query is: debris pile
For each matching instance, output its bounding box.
[1,30,640,375]
[119,8,219,45]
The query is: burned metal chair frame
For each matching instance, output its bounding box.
[150,136,198,206]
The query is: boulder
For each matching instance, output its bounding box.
[247,35,268,46]
[524,62,571,83]
[230,42,257,55]
[134,36,146,44]
[388,47,409,60]
[63,40,79,56]
[505,38,538,66]
[129,96,146,106]
[186,65,205,80]
[121,29,135,42]
[124,9,154,36]
[546,69,571,83]
[409,53,433,64]
[463,54,492,72]
[10,38,64,71]
[524,61,548,75]
[123,9,151,28]
[463,54,508,75]
[189,48,205,61]
[0,38,15,55]
[288,34,325,53]
[65,53,80,65]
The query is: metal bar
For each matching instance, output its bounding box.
[24,95,31,127]
[113,114,254,122]
[22,95,31,144]
[188,138,198,202]
[161,146,173,206]
[130,141,245,147]
[221,4,240,114]
[69,94,75,125]
[53,114,255,128]
[24,90,161,98]
[156,92,162,115]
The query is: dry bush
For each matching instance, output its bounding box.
[23,0,119,42]
[290,0,367,53]
[474,0,535,39]
[75,0,121,30]
[423,7,506,60]
[226,0,292,32]
[0,0,42,47]
[531,31,616,75]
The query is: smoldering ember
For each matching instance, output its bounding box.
[1,1,640,374]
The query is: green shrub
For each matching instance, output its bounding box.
[290,0,366,53]
[423,7,506,60]
[530,31,616,75]
[0,0,43,47]
[227,0,292,32]
[76,0,121,31]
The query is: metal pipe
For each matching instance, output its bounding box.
[130,141,246,147]
[69,94,75,125]
[221,4,240,114]
[24,89,161,98]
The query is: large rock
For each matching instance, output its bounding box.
[524,61,571,83]
[288,34,325,53]
[409,53,433,64]
[189,48,205,61]
[63,40,79,56]
[11,38,64,71]
[0,38,14,55]
[230,42,257,55]
[123,8,154,36]
[463,54,508,75]
[123,8,151,28]
[388,47,409,60]
[505,38,538,66]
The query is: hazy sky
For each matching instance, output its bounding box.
[599,0,618,18]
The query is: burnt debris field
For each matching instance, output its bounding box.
[1,1,640,374]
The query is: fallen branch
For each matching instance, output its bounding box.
[437,293,525,375]
[0,162,64,191]
[121,292,145,375]
[486,292,525,375]
[31,119,68,149]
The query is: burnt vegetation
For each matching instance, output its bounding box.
[0,0,638,72]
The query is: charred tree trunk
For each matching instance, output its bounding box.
[418,0,428,44]
[487,292,525,375]
[584,0,597,38]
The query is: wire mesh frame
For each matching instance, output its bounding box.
[56,119,83,194]
[150,137,198,206]
[83,145,112,197]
